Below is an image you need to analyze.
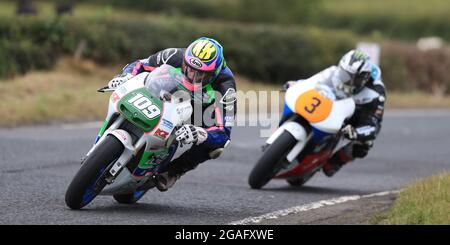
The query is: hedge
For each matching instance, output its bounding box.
[5,0,450,41]
[71,0,450,41]
[0,15,355,82]
[381,41,450,95]
[1,15,450,94]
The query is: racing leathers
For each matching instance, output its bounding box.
[115,48,237,179]
[294,63,386,176]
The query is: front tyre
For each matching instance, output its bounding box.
[248,131,297,189]
[65,136,124,210]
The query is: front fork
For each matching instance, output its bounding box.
[81,118,116,164]
[91,117,173,182]
[86,116,145,180]
[94,119,109,144]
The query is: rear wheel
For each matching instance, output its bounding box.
[113,190,149,204]
[287,172,315,187]
[248,131,298,189]
[65,136,124,210]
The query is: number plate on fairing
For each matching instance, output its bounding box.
[118,88,163,132]
[295,89,333,123]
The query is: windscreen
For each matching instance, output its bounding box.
[144,64,187,99]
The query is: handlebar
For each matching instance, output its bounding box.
[97,86,115,93]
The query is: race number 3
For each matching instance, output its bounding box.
[295,89,332,123]
[128,93,161,119]
[304,97,322,114]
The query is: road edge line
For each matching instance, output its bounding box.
[228,190,401,225]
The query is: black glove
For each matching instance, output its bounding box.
[282,80,297,91]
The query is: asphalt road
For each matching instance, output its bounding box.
[1,110,449,225]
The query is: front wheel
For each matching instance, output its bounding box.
[248,131,298,189]
[65,136,124,210]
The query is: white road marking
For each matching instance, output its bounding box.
[228,190,400,225]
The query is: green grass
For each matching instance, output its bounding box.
[386,92,450,109]
[0,0,168,20]
[0,58,117,127]
[320,0,450,19]
[4,0,450,28]
[0,0,168,25]
[370,172,450,225]
[318,0,450,39]
[7,0,443,41]
[0,61,277,127]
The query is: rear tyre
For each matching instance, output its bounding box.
[248,131,297,189]
[65,136,124,210]
[113,190,148,204]
[287,172,315,187]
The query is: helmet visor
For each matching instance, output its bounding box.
[336,67,353,83]
[335,67,370,95]
[335,67,355,94]
[182,63,215,90]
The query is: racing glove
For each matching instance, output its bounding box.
[341,125,358,140]
[108,73,133,89]
[282,80,298,91]
[342,125,377,141]
[175,124,208,145]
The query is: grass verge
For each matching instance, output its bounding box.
[0,58,449,127]
[0,58,116,127]
[386,92,450,109]
[370,172,450,225]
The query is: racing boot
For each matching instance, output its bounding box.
[155,172,180,192]
[322,160,344,177]
[155,166,185,192]
[322,145,353,177]
[155,144,211,192]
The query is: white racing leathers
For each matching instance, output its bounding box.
[297,64,386,159]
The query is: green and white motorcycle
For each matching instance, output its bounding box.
[65,65,195,210]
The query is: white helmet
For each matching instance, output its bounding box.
[332,50,372,97]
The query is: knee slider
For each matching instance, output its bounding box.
[209,148,224,159]
[208,140,231,159]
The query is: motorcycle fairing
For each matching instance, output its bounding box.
[285,79,355,134]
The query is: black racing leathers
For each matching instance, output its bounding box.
[345,80,386,159]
